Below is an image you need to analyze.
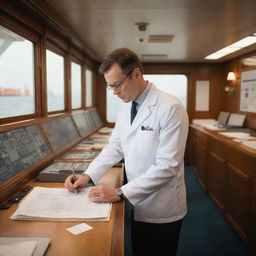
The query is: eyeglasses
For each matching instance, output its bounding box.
[106,69,133,90]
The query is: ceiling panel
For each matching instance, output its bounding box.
[46,0,256,63]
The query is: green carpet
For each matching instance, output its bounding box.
[177,166,250,256]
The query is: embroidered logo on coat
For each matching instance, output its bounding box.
[141,125,153,131]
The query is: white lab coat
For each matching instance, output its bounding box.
[85,83,189,223]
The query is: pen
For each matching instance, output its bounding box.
[72,169,78,194]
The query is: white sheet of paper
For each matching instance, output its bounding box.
[0,241,37,256]
[66,223,93,235]
[11,187,111,221]
[219,132,256,140]
[241,140,256,149]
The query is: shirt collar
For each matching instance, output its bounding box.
[134,82,152,106]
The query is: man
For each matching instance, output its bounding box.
[65,48,188,256]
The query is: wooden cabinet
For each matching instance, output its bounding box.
[189,127,208,190]
[207,136,227,211]
[226,145,255,244]
[208,151,226,211]
[195,136,207,189]
[226,163,251,242]
[188,124,256,254]
[187,127,196,167]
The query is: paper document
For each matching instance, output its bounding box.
[219,132,256,140]
[203,124,226,131]
[0,237,50,256]
[98,127,113,134]
[65,152,100,159]
[76,143,106,150]
[11,187,111,221]
[240,140,256,150]
[0,240,37,256]
[88,135,109,143]
[66,223,93,235]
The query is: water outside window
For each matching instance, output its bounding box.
[71,62,82,109]
[46,49,65,112]
[106,74,187,123]
[0,25,35,118]
[85,69,93,107]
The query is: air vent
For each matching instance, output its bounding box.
[141,54,168,59]
[148,35,174,43]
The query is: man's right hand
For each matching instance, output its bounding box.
[64,174,90,192]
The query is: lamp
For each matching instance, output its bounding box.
[227,72,236,81]
[224,72,236,96]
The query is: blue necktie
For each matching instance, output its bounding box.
[130,101,138,124]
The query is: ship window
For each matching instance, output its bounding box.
[71,61,82,109]
[106,74,187,123]
[0,25,35,118]
[144,74,188,110]
[85,69,93,107]
[46,49,65,112]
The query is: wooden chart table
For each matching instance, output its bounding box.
[0,168,124,256]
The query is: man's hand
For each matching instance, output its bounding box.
[64,174,90,192]
[89,185,121,203]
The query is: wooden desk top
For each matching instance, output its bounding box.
[190,124,256,157]
[0,168,124,256]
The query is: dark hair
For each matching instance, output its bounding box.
[98,48,143,75]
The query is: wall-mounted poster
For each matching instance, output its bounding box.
[240,70,256,112]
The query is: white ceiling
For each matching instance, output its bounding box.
[45,0,256,63]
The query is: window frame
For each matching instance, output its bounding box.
[0,21,40,125]
[45,43,67,115]
[143,73,188,110]
[70,57,83,110]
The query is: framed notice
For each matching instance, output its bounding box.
[240,70,256,112]
[195,80,209,111]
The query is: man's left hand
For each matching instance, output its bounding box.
[88,185,121,203]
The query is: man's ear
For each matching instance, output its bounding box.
[134,68,141,79]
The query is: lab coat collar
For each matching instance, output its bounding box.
[123,83,159,140]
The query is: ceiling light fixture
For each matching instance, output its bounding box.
[205,35,256,60]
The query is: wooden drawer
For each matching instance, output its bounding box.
[208,136,226,157]
[226,164,251,243]
[226,145,255,176]
[195,130,207,146]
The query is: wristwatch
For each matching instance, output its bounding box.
[116,188,125,200]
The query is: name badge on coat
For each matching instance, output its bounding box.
[141,125,153,131]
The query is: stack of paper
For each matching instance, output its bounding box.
[192,119,216,126]
[218,132,256,140]
[240,140,256,150]
[203,124,225,131]
[88,134,110,143]
[0,241,36,256]
[75,143,106,150]
[11,187,111,221]
[0,237,50,256]
[98,127,113,134]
